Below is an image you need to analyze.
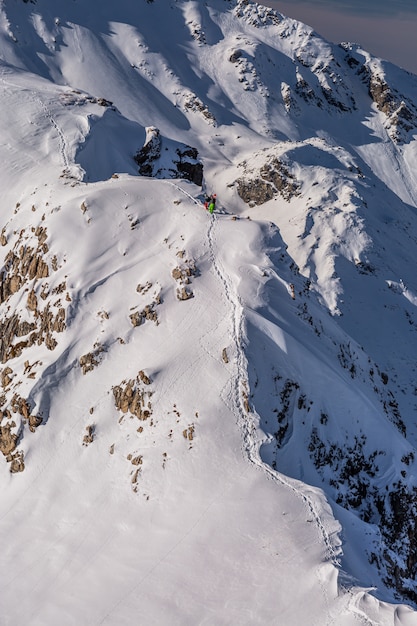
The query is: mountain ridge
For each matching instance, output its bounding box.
[1,1,417,623]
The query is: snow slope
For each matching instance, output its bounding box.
[1,0,417,624]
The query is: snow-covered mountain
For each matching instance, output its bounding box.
[2,0,417,623]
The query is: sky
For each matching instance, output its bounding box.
[264,0,417,74]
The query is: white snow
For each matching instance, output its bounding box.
[1,1,417,624]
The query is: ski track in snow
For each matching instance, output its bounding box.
[204,209,370,625]
[0,68,71,173]
[108,185,378,624]
[34,92,71,172]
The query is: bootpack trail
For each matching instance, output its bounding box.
[205,203,374,625]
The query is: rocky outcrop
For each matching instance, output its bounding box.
[134,126,161,177]
[236,155,300,205]
[0,227,67,364]
[0,303,66,364]
[83,424,95,446]
[235,1,282,27]
[171,255,198,301]
[130,301,159,327]
[0,392,41,472]
[174,146,203,186]
[368,73,417,142]
[0,422,18,456]
[134,126,203,186]
[0,227,50,304]
[113,372,153,421]
[0,222,69,472]
[183,94,216,126]
[79,344,105,375]
[341,45,417,143]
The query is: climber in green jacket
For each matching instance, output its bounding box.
[208,193,216,214]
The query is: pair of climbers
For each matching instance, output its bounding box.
[204,193,216,214]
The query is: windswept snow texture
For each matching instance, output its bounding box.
[2,1,417,624]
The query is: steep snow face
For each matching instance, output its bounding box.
[1,0,417,622]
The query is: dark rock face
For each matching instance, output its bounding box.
[134,126,203,186]
[134,126,162,176]
[174,147,203,186]
[229,49,243,63]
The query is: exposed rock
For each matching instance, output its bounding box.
[177,287,194,301]
[357,63,417,143]
[0,423,18,456]
[130,302,159,327]
[183,94,216,125]
[138,370,152,385]
[28,413,43,432]
[134,126,204,185]
[0,227,66,365]
[80,344,105,375]
[307,425,417,603]
[236,156,300,205]
[234,1,282,27]
[281,82,295,113]
[174,147,203,186]
[10,393,42,432]
[131,468,141,489]
[113,375,153,421]
[134,126,161,176]
[229,49,243,63]
[0,315,37,363]
[136,281,152,294]
[182,424,195,441]
[83,424,95,446]
[172,257,198,300]
[187,19,206,45]
[129,454,143,466]
[171,267,183,282]
[9,450,25,473]
[27,289,38,312]
[295,71,318,105]
[1,367,13,388]
[129,311,143,327]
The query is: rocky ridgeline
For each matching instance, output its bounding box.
[341,43,417,143]
[0,222,69,472]
[0,226,67,360]
[234,0,282,28]
[368,73,417,143]
[236,152,300,205]
[183,93,216,126]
